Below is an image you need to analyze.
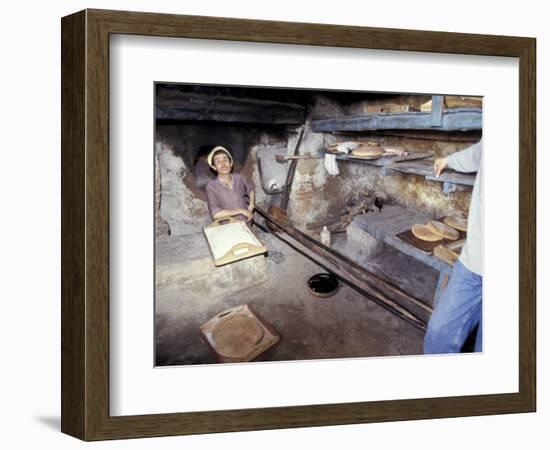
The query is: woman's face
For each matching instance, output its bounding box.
[213,153,233,175]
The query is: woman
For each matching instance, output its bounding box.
[204,146,255,222]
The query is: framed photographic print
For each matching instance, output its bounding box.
[61,9,536,440]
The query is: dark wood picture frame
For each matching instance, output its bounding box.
[61,9,536,441]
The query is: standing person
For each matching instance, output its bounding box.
[204,146,255,222]
[424,140,483,354]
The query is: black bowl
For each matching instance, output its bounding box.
[307,273,339,298]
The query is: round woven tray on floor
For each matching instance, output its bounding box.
[211,313,265,359]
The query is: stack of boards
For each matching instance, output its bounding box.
[411,215,468,265]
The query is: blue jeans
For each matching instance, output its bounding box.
[424,260,483,354]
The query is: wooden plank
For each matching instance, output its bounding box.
[425,172,476,186]
[351,206,452,272]
[311,108,482,132]
[280,128,305,210]
[386,160,476,187]
[368,151,433,167]
[396,227,467,256]
[321,150,433,167]
[61,10,87,440]
[265,228,430,330]
[385,160,436,176]
[366,103,418,113]
[353,205,432,237]
[255,206,433,328]
[430,95,444,126]
[155,85,306,124]
[347,130,482,142]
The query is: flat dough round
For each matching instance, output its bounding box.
[427,220,460,240]
[351,145,385,159]
[443,215,468,232]
[411,224,444,242]
[434,245,459,265]
[211,313,264,359]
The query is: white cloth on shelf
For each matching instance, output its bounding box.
[324,153,339,175]
[336,141,358,154]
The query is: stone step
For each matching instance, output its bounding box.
[156,233,268,299]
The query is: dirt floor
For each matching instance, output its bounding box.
[155,225,438,366]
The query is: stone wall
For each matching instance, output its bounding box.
[155,153,171,237]
[155,124,291,235]
[283,96,475,230]
[154,94,478,235]
[156,141,211,236]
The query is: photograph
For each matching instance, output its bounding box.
[153,83,483,366]
[0,0,540,446]
[57,6,536,441]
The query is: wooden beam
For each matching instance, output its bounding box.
[311,108,482,132]
[255,206,432,331]
[334,130,482,142]
[430,95,444,127]
[156,88,306,124]
[280,127,305,210]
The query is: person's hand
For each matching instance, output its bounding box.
[433,157,448,177]
[241,209,253,222]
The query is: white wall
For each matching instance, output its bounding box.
[0,1,546,449]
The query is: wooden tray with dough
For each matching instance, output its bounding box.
[199,304,280,363]
[396,218,467,254]
[203,217,267,266]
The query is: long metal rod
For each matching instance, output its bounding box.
[254,208,430,331]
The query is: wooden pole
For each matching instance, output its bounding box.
[280,126,305,210]
[255,206,431,331]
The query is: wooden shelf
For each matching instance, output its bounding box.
[311,108,482,132]
[311,95,482,133]
[353,205,452,272]
[321,149,475,193]
[321,150,433,167]
[384,159,476,187]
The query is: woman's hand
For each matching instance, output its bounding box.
[433,157,448,177]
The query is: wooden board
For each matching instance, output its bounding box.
[386,159,437,176]
[203,218,267,266]
[310,108,482,132]
[322,149,433,167]
[396,220,467,255]
[199,304,280,363]
[387,159,476,186]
